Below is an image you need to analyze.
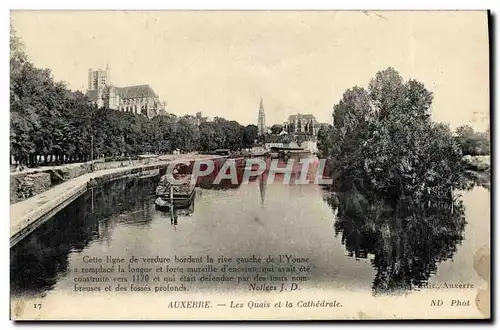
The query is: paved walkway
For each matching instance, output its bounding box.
[10,154,219,247]
[9,153,197,175]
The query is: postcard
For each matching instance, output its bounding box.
[9,10,491,320]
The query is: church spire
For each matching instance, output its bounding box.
[257,97,266,136]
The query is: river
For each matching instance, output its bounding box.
[10,164,490,298]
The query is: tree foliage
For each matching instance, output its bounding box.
[242,125,258,148]
[270,124,283,135]
[454,125,490,156]
[316,124,334,158]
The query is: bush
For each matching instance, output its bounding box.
[455,125,490,156]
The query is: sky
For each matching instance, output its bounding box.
[11,10,489,130]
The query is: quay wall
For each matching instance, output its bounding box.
[10,155,223,248]
[9,155,182,204]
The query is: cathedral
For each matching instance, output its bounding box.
[86,64,165,119]
[283,113,319,136]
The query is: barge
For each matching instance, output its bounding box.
[154,172,196,210]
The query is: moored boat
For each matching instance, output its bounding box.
[155,173,196,210]
[155,190,195,209]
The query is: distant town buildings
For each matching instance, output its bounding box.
[86,64,165,119]
[255,98,321,140]
[257,98,266,136]
[283,113,319,136]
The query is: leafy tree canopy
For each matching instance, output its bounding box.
[319,67,469,206]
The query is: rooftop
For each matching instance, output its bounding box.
[117,85,158,99]
[85,84,159,102]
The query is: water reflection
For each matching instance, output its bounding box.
[196,166,244,190]
[258,171,268,205]
[158,196,196,227]
[325,191,467,295]
[10,177,158,297]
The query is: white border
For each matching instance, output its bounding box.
[2,1,497,10]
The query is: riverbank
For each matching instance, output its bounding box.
[10,154,189,204]
[9,154,222,248]
[462,155,490,190]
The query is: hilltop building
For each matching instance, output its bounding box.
[86,64,165,119]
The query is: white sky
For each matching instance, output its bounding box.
[11,10,489,130]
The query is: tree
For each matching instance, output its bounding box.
[151,114,177,154]
[368,67,405,118]
[317,124,334,158]
[10,28,261,164]
[199,121,225,151]
[174,116,199,152]
[66,92,92,161]
[10,28,38,165]
[455,125,490,156]
[213,118,244,150]
[10,61,68,165]
[242,125,258,148]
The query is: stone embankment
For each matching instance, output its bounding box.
[9,155,182,204]
[10,154,220,248]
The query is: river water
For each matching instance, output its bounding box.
[10,161,490,298]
